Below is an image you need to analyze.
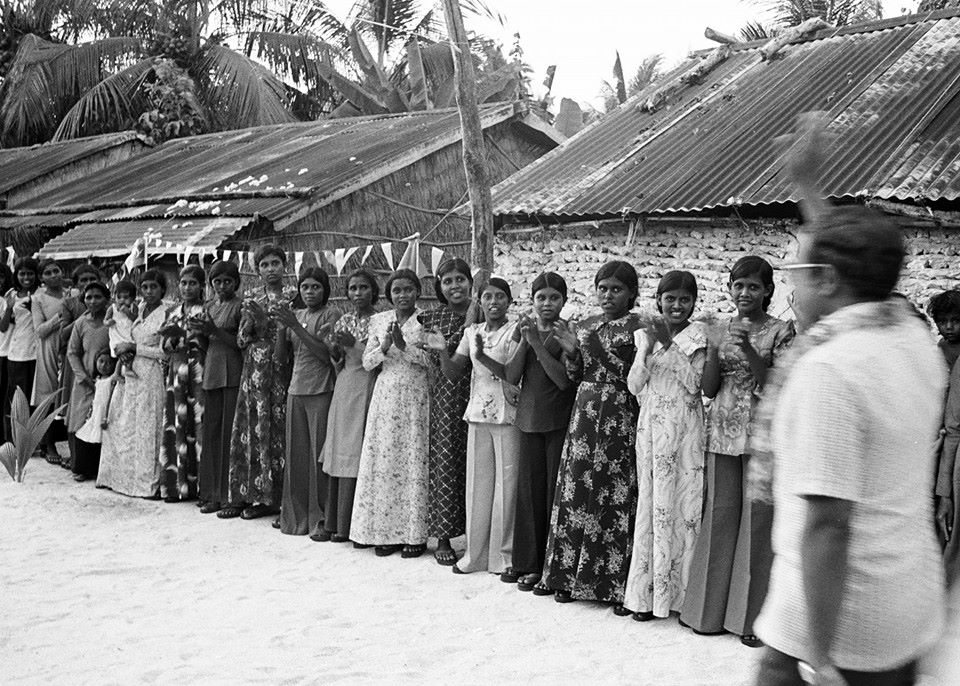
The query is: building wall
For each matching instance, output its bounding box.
[494,218,960,321]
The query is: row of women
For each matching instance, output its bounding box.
[28,245,796,646]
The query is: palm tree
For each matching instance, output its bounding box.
[917,0,960,9]
[599,52,664,113]
[740,1,884,40]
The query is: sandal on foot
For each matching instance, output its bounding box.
[740,634,763,648]
[310,530,331,542]
[499,568,519,583]
[374,544,403,557]
[612,604,632,617]
[531,582,554,596]
[73,474,88,483]
[554,590,574,604]
[434,548,457,566]
[451,565,466,575]
[517,574,540,592]
[330,534,349,543]
[401,544,426,558]
[44,454,60,465]
[240,504,278,520]
[217,506,244,519]
[353,542,373,549]
[200,502,221,514]
[632,611,655,622]
[678,619,726,636]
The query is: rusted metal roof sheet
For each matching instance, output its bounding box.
[0,132,146,197]
[493,10,960,220]
[40,216,255,260]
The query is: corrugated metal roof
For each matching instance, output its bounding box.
[0,132,146,197]
[39,216,255,260]
[493,10,960,220]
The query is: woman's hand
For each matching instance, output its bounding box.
[391,321,406,351]
[79,375,96,390]
[115,342,136,356]
[335,329,356,349]
[729,319,755,354]
[552,320,578,356]
[644,315,672,351]
[272,305,299,329]
[379,333,392,354]
[419,330,447,352]
[936,496,954,543]
[473,330,485,357]
[518,316,540,346]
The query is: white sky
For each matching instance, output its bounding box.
[326,1,920,109]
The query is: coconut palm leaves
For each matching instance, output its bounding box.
[0,388,66,483]
[742,0,884,38]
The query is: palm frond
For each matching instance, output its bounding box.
[739,21,773,41]
[52,57,155,140]
[245,30,339,89]
[460,0,508,27]
[627,54,663,96]
[748,0,882,28]
[194,42,296,130]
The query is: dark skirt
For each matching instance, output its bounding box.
[199,386,239,504]
[324,476,357,539]
[512,428,565,575]
[6,359,35,436]
[74,438,101,480]
[280,393,332,536]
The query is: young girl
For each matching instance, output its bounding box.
[1,257,39,441]
[504,272,575,592]
[276,267,340,538]
[319,269,379,542]
[928,289,960,370]
[680,255,794,646]
[540,260,642,609]
[74,350,116,482]
[60,264,101,469]
[221,245,297,520]
[195,260,243,514]
[160,264,207,503]
[418,258,473,565]
[65,281,111,482]
[31,259,66,463]
[351,269,432,558]
[622,271,708,621]
[106,280,138,379]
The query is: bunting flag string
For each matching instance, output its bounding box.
[332,246,359,276]
[380,243,395,270]
[431,247,445,275]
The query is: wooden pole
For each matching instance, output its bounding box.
[441,0,494,286]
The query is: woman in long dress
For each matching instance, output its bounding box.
[160,265,207,503]
[540,260,641,608]
[319,269,378,542]
[31,259,66,463]
[98,270,168,498]
[61,264,102,470]
[351,269,432,558]
[418,258,473,565]
[680,255,794,646]
[622,271,708,621]
[220,245,296,521]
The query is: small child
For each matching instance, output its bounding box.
[105,279,138,379]
[927,289,960,371]
[75,351,117,482]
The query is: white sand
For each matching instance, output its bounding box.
[2,461,956,685]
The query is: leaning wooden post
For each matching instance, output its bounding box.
[442,0,494,288]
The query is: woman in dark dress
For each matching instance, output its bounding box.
[418,258,473,566]
[539,260,642,610]
[60,264,101,470]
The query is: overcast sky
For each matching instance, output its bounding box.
[327,1,919,109]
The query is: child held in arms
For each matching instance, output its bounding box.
[105,279,138,379]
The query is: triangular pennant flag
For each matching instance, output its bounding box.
[6,246,15,271]
[431,247,445,275]
[294,251,305,277]
[360,245,373,266]
[381,243,395,270]
[110,273,120,286]
[183,244,193,264]
[247,251,256,272]
[322,249,335,270]
[397,233,425,275]
[333,247,359,276]
[222,250,231,263]
[312,251,322,268]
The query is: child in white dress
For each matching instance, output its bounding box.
[78,352,117,483]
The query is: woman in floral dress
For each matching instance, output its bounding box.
[98,270,168,498]
[680,255,794,646]
[220,246,297,521]
[622,271,708,621]
[539,260,642,608]
[351,269,432,558]
[418,257,473,566]
[160,264,207,503]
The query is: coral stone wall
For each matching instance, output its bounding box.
[494,219,960,322]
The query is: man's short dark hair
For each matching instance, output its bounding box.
[807,206,904,301]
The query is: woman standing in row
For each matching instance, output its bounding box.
[623,271,708,621]
[505,273,575,592]
[351,269,431,558]
[2,258,39,438]
[32,259,66,463]
[319,269,379,542]
[541,260,642,608]
[198,260,242,514]
[61,264,102,468]
[680,256,794,645]
[277,267,340,538]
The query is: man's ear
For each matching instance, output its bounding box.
[815,264,841,297]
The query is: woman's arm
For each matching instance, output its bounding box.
[701,344,721,399]
[0,294,11,333]
[626,331,651,397]
[504,338,528,385]
[66,323,89,382]
[32,297,61,340]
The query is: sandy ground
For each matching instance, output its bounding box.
[2,460,957,685]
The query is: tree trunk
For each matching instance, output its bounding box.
[441,0,494,287]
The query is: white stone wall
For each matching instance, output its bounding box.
[494,219,960,322]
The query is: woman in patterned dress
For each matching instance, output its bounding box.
[319,269,379,542]
[61,264,101,470]
[160,264,207,503]
[351,269,432,558]
[97,270,168,498]
[418,257,473,566]
[622,271,708,621]
[539,260,642,608]
[219,245,296,521]
[680,255,795,645]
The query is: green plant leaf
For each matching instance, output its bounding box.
[9,386,29,446]
[0,443,16,482]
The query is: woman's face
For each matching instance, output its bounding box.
[84,289,108,317]
[533,286,564,323]
[300,277,325,309]
[439,269,471,307]
[347,276,373,309]
[17,268,35,290]
[41,263,62,289]
[179,274,202,303]
[258,254,285,285]
[211,275,237,300]
[730,272,770,317]
[140,279,163,306]
[390,278,418,312]
[76,271,99,292]
[596,277,632,318]
[480,284,510,323]
[658,288,695,327]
